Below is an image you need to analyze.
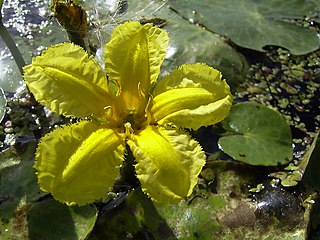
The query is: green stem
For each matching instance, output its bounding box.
[0,13,26,75]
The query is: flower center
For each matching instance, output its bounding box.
[122,110,147,135]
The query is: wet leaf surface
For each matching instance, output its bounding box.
[219,102,293,166]
[168,0,320,55]
[161,19,249,90]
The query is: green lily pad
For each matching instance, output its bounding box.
[218,102,293,166]
[0,86,6,122]
[28,199,97,240]
[168,0,320,55]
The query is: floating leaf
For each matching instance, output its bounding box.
[28,199,97,240]
[218,102,293,166]
[161,20,249,90]
[169,0,320,55]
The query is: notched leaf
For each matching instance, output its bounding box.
[218,102,293,166]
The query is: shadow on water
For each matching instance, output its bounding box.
[27,200,78,240]
[89,187,177,240]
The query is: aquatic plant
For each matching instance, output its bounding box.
[23,21,232,205]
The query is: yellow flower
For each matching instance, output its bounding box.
[23,21,233,206]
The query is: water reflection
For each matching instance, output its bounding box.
[0,0,68,92]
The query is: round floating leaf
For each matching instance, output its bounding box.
[169,0,320,55]
[28,199,97,240]
[218,102,293,166]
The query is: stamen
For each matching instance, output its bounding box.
[144,93,153,117]
[108,78,122,97]
[124,122,134,137]
[138,82,146,99]
[103,106,113,118]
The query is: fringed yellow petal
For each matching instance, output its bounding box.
[23,43,115,118]
[154,63,225,94]
[35,121,125,206]
[127,126,206,204]
[150,63,233,130]
[104,21,168,114]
